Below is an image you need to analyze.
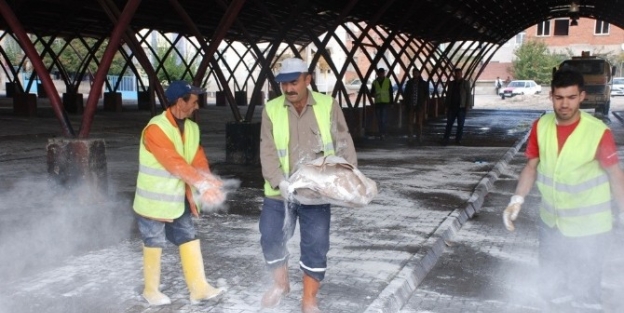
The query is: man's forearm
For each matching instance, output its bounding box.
[514,159,538,197]
[606,164,624,212]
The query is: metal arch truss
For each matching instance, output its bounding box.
[0,0,499,138]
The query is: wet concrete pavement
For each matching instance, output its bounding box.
[0,98,623,313]
[400,112,624,313]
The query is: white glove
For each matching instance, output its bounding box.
[278,180,291,200]
[503,195,524,231]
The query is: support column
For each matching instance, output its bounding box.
[103,92,123,112]
[46,138,108,197]
[342,107,363,141]
[63,92,84,114]
[225,122,260,165]
[13,93,37,116]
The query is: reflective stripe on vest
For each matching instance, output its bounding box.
[535,112,612,237]
[373,78,391,103]
[133,112,200,219]
[263,91,335,197]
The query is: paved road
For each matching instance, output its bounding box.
[400,112,624,313]
[0,99,623,313]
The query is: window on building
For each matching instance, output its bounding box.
[515,32,526,44]
[554,19,570,36]
[595,20,610,34]
[537,21,551,36]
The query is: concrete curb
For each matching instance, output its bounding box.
[363,131,530,313]
[611,111,624,124]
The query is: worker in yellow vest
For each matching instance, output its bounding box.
[259,58,357,313]
[371,67,393,140]
[133,81,225,306]
[503,68,624,312]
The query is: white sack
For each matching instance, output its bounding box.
[288,155,377,208]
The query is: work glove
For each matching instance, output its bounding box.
[278,180,291,200]
[503,195,524,231]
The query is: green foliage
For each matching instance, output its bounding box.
[2,36,23,67]
[511,40,562,84]
[154,46,198,83]
[47,38,127,76]
[3,36,129,77]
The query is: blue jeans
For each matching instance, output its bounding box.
[259,197,331,281]
[443,108,466,142]
[374,103,389,136]
[136,201,196,248]
[538,221,610,309]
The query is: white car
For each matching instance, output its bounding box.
[345,78,373,93]
[500,80,542,98]
[611,77,624,96]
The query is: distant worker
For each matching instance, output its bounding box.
[404,68,429,144]
[503,68,624,312]
[133,81,225,306]
[495,76,503,95]
[442,68,473,145]
[371,67,393,140]
[260,57,357,313]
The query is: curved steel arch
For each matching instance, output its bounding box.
[4,0,624,138]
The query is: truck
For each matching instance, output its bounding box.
[554,51,615,115]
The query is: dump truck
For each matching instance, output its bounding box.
[554,51,615,115]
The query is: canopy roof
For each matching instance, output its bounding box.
[1,0,619,44]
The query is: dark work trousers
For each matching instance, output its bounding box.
[538,221,611,311]
[443,108,466,142]
[374,103,389,136]
[259,197,331,281]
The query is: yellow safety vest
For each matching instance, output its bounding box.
[133,112,201,219]
[373,78,391,103]
[263,91,335,197]
[536,112,612,237]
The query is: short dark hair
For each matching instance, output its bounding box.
[551,67,584,92]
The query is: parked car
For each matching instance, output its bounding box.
[345,78,373,93]
[500,80,542,99]
[611,77,624,96]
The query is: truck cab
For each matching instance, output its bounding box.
[555,51,615,115]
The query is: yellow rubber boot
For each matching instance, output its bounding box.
[142,246,171,306]
[179,239,224,304]
[302,274,321,313]
[261,263,290,308]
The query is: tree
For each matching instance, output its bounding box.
[49,38,127,77]
[511,40,562,84]
[1,36,130,77]
[154,46,198,83]
[2,36,24,68]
